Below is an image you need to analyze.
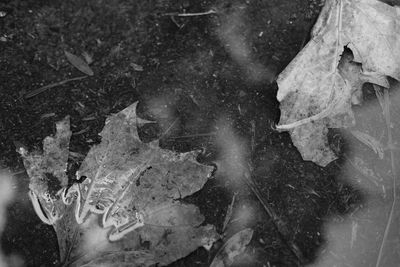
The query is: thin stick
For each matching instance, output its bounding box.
[159,117,179,139]
[163,10,217,17]
[25,76,87,99]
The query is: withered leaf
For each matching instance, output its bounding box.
[276,0,400,166]
[20,102,219,266]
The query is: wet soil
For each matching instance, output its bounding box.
[0,0,366,266]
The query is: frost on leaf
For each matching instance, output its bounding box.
[19,117,71,225]
[20,102,219,266]
[276,0,400,166]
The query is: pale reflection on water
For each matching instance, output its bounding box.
[312,83,400,267]
[0,171,17,267]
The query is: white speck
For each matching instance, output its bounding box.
[130,62,143,71]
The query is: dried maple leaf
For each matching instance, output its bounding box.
[276,0,400,166]
[19,102,219,266]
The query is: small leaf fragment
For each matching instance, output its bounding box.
[65,50,94,76]
[210,228,254,267]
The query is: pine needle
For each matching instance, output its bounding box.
[162,9,217,17]
[25,76,87,99]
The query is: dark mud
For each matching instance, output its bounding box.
[0,0,365,266]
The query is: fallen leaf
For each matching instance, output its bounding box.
[210,228,253,267]
[65,50,94,76]
[19,102,219,266]
[276,0,400,166]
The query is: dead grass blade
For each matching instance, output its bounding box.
[350,130,384,159]
[374,84,397,267]
[25,76,87,99]
[222,192,237,233]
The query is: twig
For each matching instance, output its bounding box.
[162,9,217,17]
[25,76,87,99]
